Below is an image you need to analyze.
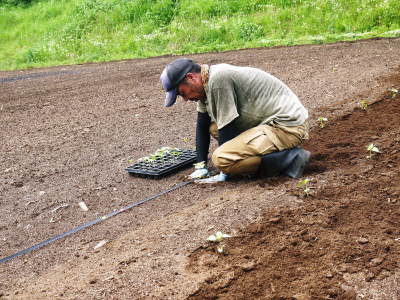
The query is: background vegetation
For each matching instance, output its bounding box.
[0,0,399,70]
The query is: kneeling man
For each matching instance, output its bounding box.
[160,58,310,183]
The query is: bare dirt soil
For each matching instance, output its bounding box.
[188,88,400,299]
[0,38,399,299]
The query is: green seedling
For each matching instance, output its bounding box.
[366,143,381,159]
[208,231,231,254]
[297,178,311,196]
[194,161,206,169]
[317,116,328,128]
[182,137,189,143]
[389,88,398,98]
[359,100,368,110]
[217,244,225,254]
[208,231,231,242]
[138,147,183,164]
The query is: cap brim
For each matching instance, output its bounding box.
[164,88,178,107]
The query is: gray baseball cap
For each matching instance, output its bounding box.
[160,58,195,107]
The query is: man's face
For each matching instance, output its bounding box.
[177,73,206,102]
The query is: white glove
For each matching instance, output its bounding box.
[188,168,209,179]
[195,172,229,184]
[189,161,209,179]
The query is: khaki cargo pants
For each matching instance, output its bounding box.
[210,121,309,175]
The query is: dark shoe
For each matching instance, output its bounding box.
[259,147,310,178]
[284,148,310,178]
[259,148,301,177]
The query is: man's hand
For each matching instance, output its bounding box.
[194,172,229,184]
[188,168,209,179]
[188,161,209,179]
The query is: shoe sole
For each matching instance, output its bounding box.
[286,149,311,179]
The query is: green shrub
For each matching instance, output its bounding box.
[238,20,264,41]
[17,47,47,64]
[0,0,32,6]
[147,0,177,26]
[1,0,400,70]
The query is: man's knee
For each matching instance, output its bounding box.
[212,148,262,175]
[211,147,232,173]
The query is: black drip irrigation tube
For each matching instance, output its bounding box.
[0,181,192,264]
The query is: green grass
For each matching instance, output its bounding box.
[0,0,399,70]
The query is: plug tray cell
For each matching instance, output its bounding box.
[125,149,197,179]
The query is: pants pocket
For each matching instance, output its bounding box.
[243,128,276,155]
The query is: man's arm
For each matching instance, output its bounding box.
[218,118,239,146]
[193,119,239,183]
[196,111,211,163]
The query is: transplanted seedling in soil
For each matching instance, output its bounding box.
[388,87,398,98]
[366,143,381,159]
[317,116,328,128]
[358,100,369,110]
[208,231,231,254]
[297,178,312,196]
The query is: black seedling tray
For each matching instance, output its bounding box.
[125,149,197,179]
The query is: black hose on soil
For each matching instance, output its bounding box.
[0,181,192,264]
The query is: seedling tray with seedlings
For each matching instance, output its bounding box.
[125,147,197,179]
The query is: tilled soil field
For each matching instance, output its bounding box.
[189,88,400,299]
[0,38,399,299]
